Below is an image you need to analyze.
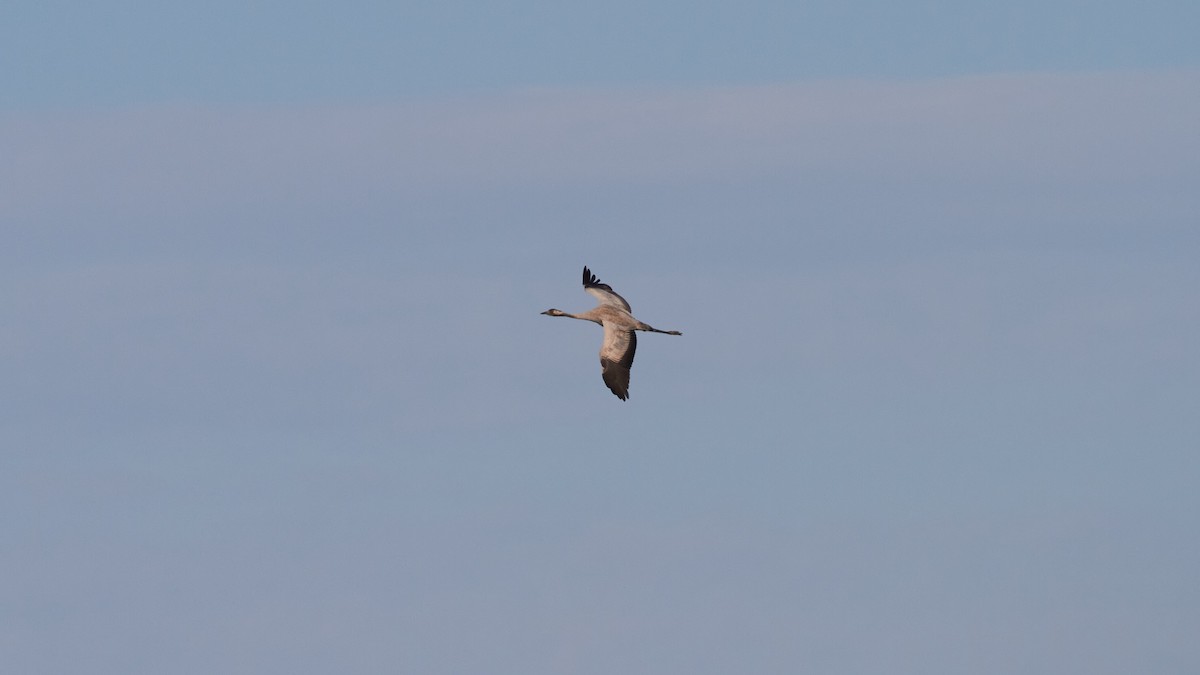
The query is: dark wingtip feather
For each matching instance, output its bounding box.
[583,266,616,293]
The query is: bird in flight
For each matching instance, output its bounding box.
[542,266,682,400]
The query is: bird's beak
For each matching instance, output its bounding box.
[540,310,552,315]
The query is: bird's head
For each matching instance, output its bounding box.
[541,308,566,317]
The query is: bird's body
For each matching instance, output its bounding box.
[542,267,682,400]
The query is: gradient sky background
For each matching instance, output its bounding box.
[3,2,1199,673]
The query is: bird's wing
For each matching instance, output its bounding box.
[599,325,636,400]
[583,266,632,312]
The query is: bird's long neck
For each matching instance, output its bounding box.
[561,310,607,325]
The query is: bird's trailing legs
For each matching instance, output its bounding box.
[638,323,682,336]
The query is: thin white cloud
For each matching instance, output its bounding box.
[3,70,1197,223]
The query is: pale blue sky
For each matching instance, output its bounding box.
[3,0,1199,106]
[3,3,1199,674]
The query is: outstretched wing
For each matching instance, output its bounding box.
[599,325,636,400]
[582,266,632,312]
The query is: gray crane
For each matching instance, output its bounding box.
[542,266,682,400]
